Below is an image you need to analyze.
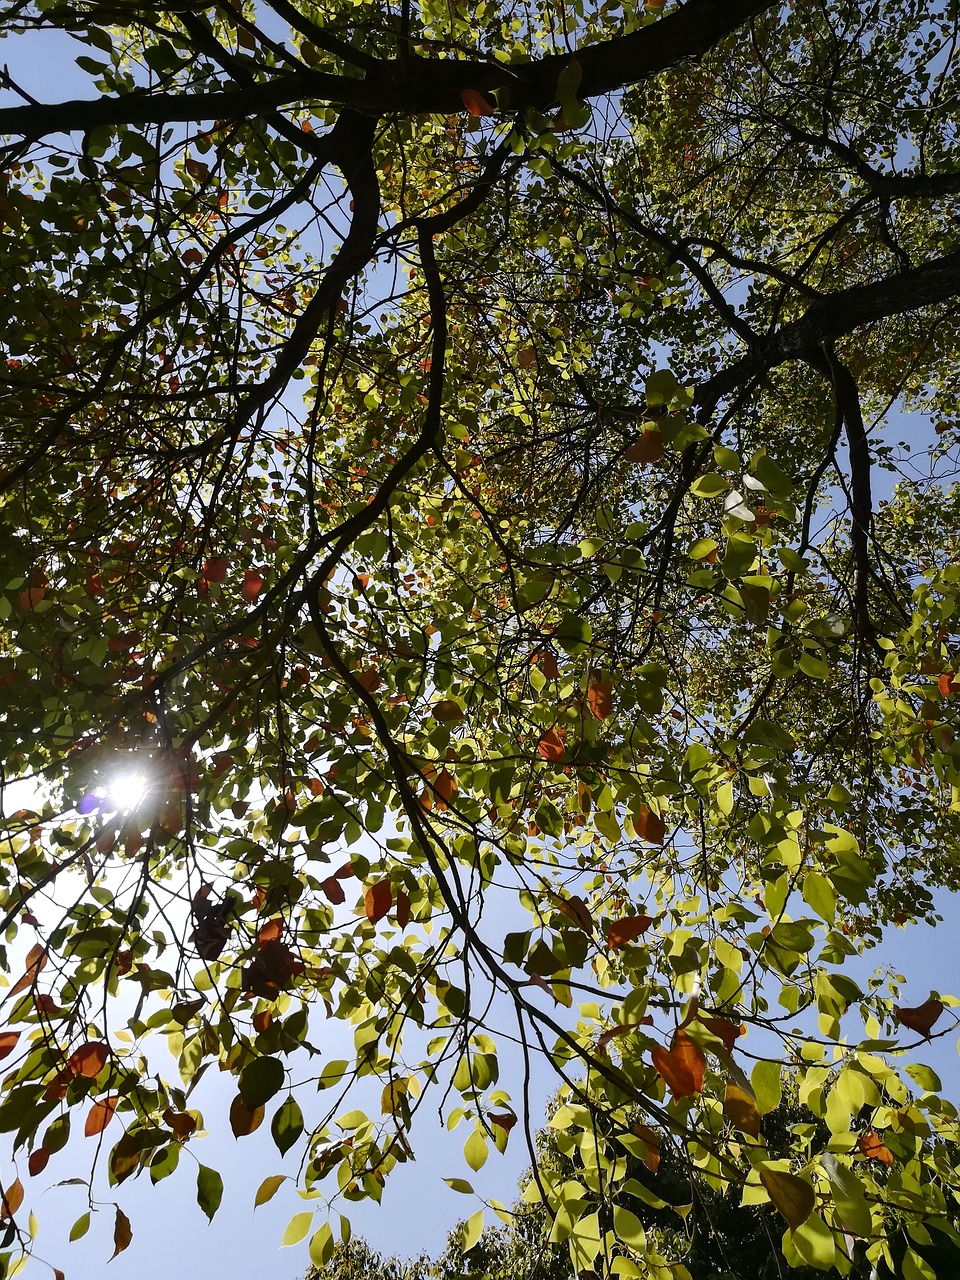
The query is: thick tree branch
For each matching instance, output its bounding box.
[0,0,777,138]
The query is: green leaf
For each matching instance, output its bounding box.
[554,615,592,654]
[464,1127,488,1172]
[801,872,836,924]
[254,1174,287,1207]
[751,1061,782,1116]
[461,1208,484,1253]
[69,1212,90,1242]
[271,1095,303,1156]
[443,1178,475,1194]
[820,1154,872,1237]
[690,472,728,499]
[308,1223,335,1267]
[239,1056,285,1109]
[282,1211,313,1247]
[759,1166,815,1228]
[197,1164,223,1222]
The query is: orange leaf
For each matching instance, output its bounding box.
[938,672,960,696]
[242,569,263,602]
[624,430,664,464]
[651,1030,705,1098]
[633,1123,661,1172]
[18,585,46,610]
[635,804,665,844]
[66,1040,109,1079]
[858,1129,894,1165]
[0,1032,20,1061]
[894,998,944,1039]
[110,1206,132,1259]
[517,347,536,369]
[538,728,566,762]
[0,1178,23,1220]
[723,1081,761,1137]
[27,1147,49,1177]
[229,1092,265,1137]
[9,945,46,997]
[587,679,613,720]
[461,87,495,116]
[84,1095,119,1136]
[606,915,653,949]
[365,880,392,924]
[258,918,283,945]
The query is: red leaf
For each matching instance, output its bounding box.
[895,998,944,1038]
[321,877,345,905]
[395,889,411,929]
[66,1041,109,1079]
[587,679,613,720]
[203,556,228,583]
[461,87,495,116]
[651,1030,705,1098]
[858,1129,894,1165]
[538,728,566,762]
[242,569,263,602]
[0,1178,23,1220]
[606,915,654,950]
[18,586,46,610]
[0,1032,20,1061]
[84,1095,119,1136]
[635,804,666,844]
[364,880,392,924]
[28,1147,49,1177]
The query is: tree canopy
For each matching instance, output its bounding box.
[2,0,960,1275]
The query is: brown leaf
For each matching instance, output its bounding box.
[635,805,665,844]
[0,1031,20,1061]
[489,1111,517,1132]
[28,1147,49,1177]
[162,1108,197,1141]
[606,915,654,950]
[84,1095,119,1137]
[433,769,456,807]
[651,1030,705,1098]
[395,889,411,930]
[66,1041,108,1079]
[0,1178,23,1220]
[597,1018,653,1049]
[364,880,392,924]
[321,876,345,905]
[229,1092,265,1137]
[537,728,566,762]
[556,894,593,934]
[724,1081,761,1137]
[432,700,464,722]
[624,429,665,465]
[110,1206,132,1259]
[184,156,209,182]
[540,653,560,679]
[700,1016,744,1054]
[894,998,944,1039]
[587,679,613,720]
[858,1129,894,1165]
[241,939,304,1001]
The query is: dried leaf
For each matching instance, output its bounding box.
[0,1178,23,1220]
[894,998,944,1039]
[556,894,593,934]
[0,1032,20,1061]
[537,728,566,762]
[229,1092,265,1137]
[624,429,665,464]
[606,915,653,949]
[587,679,613,719]
[110,1206,132,1259]
[651,1030,705,1097]
[635,805,665,844]
[858,1129,894,1165]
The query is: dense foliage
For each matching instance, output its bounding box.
[2,0,960,1275]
